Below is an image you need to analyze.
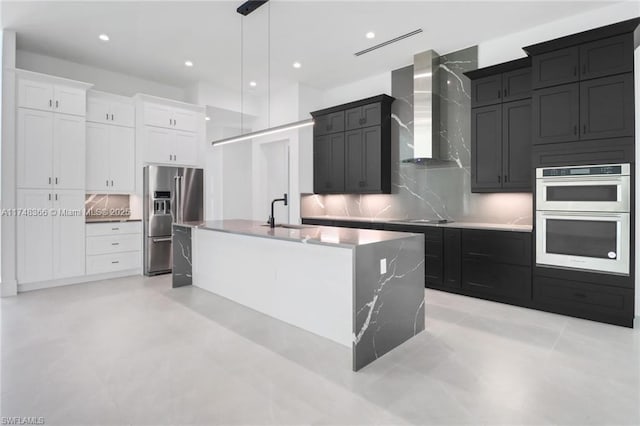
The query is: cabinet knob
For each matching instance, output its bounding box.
[111,114,114,121]
[106,180,109,187]
[498,175,501,183]
[111,180,114,187]
[359,180,366,187]
[55,100,59,109]
[49,100,52,108]
[106,113,109,120]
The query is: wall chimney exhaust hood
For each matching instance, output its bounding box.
[402,50,448,164]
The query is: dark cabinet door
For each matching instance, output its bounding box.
[471,74,502,107]
[314,111,345,136]
[502,99,532,191]
[313,133,345,193]
[462,229,532,266]
[580,34,633,80]
[532,83,580,145]
[345,127,382,193]
[471,104,502,191]
[532,47,579,89]
[425,228,444,287]
[462,260,531,302]
[502,68,532,102]
[443,228,461,289]
[345,103,382,130]
[580,73,634,140]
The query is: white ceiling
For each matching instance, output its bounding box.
[1,1,620,94]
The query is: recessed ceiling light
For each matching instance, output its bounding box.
[184,60,194,67]
[293,62,301,69]
[249,81,257,87]
[98,34,109,42]
[205,116,211,121]
[366,32,375,39]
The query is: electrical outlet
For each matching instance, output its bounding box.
[380,258,387,275]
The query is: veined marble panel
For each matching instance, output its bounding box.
[353,234,425,370]
[172,224,193,288]
[85,194,131,221]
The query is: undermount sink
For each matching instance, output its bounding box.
[260,224,317,230]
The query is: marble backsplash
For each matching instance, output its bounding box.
[301,45,532,226]
[85,194,131,221]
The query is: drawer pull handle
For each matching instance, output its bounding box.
[574,292,587,299]
[467,281,492,289]
[111,261,120,264]
[112,228,119,231]
[468,252,491,258]
[111,242,120,246]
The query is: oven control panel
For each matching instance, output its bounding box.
[538,164,629,178]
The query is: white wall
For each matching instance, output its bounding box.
[320,71,391,109]
[16,50,186,101]
[478,1,640,67]
[635,43,639,322]
[1,30,17,297]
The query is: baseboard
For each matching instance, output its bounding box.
[635,316,640,329]
[18,269,141,292]
[1,280,18,297]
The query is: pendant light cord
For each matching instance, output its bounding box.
[240,16,244,134]
[268,2,271,128]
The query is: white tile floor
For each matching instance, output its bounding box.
[1,274,639,425]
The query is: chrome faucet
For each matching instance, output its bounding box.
[268,193,288,228]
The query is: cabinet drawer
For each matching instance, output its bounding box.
[86,221,142,236]
[533,276,633,322]
[462,229,531,266]
[462,260,531,302]
[86,251,141,275]
[87,234,141,255]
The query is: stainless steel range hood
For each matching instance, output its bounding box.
[402,49,446,164]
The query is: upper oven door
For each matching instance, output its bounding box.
[536,211,630,275]
[536,174,630,212]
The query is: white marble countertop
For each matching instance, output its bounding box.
[302,216,533,233]
[180,219,421,248]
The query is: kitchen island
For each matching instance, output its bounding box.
[188,219,425,371]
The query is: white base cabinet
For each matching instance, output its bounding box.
[17,189,86,284]
[86,222,142,275]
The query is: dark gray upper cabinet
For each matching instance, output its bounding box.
[465,58,533,193]
[471,74,503,107]
[311,94,394,194]
[502,68,532,102]
[502,99,532,190]
[580,34,634,80]
[580,73,634,140]
[345,126,383,193]
[314,111,345,136]
[532,83,580,145]
[532,47,579,89]
[313,133,345,194]
[345,103,382,130]
[471,104,503,191]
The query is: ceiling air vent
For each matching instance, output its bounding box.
[354,29,423,56]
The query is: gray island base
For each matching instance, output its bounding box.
[189,219,425,371]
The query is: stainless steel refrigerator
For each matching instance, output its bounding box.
[143,165,203,276]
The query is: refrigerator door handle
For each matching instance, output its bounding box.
[174,175,182,224]
[152,237,172,243]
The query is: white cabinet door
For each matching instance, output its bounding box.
[53,114,86,190]
[144,103,172,129]
[86,95,111,124]
[16,108,54,189]
[53,190,86,279]
[172,108,198,132]
[18,78,54,112]
[110,100,135,128]
[173,130,198,165]
[144,126,173,164]
[17,189,53,283]
[109,126,135,192]
[86,123,111,191]
[53,85,86,116]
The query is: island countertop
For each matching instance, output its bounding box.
[181,219,419,248]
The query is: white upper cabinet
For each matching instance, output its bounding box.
[53,114,86,190]
[17,108,54,189]
[18,78,54,112]
[53,85,86,116]
[17,71,91,116]
[86,122,135,193]
[87,91,135,127]
[136,95,205,170]
[143,101,198,132]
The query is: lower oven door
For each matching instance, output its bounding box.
[536,211,630,275]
